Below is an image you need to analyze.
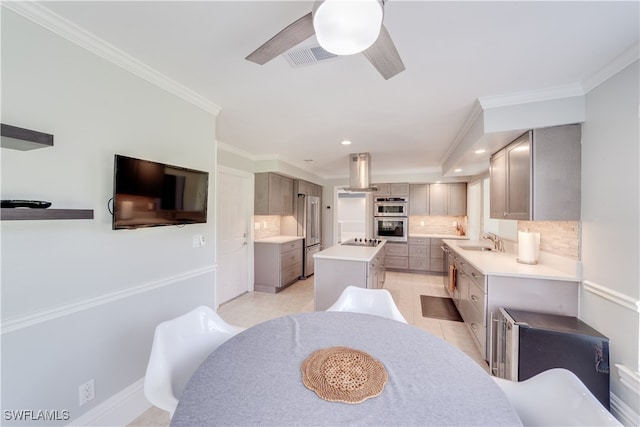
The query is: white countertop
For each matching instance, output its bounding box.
[254,236,304,244]
[443,239,580,282]
[314,241,386,262]
[410,234,469,240]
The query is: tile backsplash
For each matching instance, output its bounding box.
[518,221,580,260]
[254,215,282,240]
[409,216,467,236]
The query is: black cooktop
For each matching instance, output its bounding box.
[340,238,382,247]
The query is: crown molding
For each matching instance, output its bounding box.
[478,83,584,109]
[3,1,222,116]
[582,42,640,93]
[217,141,258,160]
[440,100,484,165]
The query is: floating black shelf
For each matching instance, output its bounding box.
[1,208,94,221]
[1,123,54,150]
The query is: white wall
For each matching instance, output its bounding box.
[580,60,640,424]
[1,9,218,425]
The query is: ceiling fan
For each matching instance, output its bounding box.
[245,0,405,80]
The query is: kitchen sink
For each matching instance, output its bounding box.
[458,245,493,251]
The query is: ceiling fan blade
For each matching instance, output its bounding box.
[363,24,405,80]
[246,12,315,65]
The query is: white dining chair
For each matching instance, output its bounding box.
[143,306,245,418]
[327,285,408,323]
[493,368,621,426]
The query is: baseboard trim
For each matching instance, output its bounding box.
[582,280,640,313]
[69,378,150,427]
[611,392,640,427]
[1,265,216,334]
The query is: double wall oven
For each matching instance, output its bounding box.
[373,197,408,242]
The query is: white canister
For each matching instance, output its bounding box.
[517,231,540,264]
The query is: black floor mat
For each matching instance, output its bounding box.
[420,295,463,322]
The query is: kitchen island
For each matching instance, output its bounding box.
[313,241,386,310]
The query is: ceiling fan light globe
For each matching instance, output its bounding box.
[313,0,383,56]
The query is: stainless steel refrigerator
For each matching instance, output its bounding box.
[297,194,321,278]
[493,307,610,409]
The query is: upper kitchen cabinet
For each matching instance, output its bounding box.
[409,184,429,215]
[296,179,322,197]
[255,172,294,215]
[429,183,467,216]
[490,124,581,221]
[373,183,409,197]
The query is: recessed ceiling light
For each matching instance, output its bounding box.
[304,159,316,165]
[340,140,352,145]
[474,149,486,154]
[454,168,462,173]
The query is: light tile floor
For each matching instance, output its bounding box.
[128,271,487,427]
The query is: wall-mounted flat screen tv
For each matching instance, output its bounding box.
[112,154,209,230]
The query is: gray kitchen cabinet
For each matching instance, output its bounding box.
[408,237,430,271]
[255,172,294,215]
[372,183,409,197]
[490,124,581,220]
[429,183,467,216]
[372,183,390,197]
[254,239,303,293]
[384,242,409,269]
[407,237,447,273]
[429,238,445,272]
[448,183,467,216]
[429,184,448,215]
[296,179,322,197]
[409,184,429,215]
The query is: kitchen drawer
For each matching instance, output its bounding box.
[409,237,429,246]
[280,239,302,253]
[385,256,408,269]
[385,243,409,257]
[409,245,429,257]
[409,257,429,271]
[461,261,485,292]
[429,256,445,273]
[280,247,303,269]
[468,281,487,326]
[280,263,302,287]
[467,321,486,357]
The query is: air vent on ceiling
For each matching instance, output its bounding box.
[283,45,340,68]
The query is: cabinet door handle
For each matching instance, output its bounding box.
[471,323,478,331]
[471,294,479,302]
[471,272,478,279]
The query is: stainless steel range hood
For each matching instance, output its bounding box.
[344,153,378,192]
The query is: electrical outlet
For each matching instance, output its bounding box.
[79,379,95,406]
[192,234,205,248]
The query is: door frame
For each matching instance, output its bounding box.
[215,165,254,308]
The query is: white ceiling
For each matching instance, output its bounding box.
[37,1,639,180]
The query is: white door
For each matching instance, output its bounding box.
[216,166,253,306]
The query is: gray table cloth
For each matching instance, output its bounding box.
[172,311,521,426]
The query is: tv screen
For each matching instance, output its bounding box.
[112,155,209,229]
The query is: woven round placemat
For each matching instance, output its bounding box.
[301,346,388,404]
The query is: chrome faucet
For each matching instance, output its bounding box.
[482,233,504,252]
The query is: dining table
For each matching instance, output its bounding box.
[171,311,522,426]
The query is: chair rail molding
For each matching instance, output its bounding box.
[1,265,217,334]
[582,280,640,313]
[616,364,640,396]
